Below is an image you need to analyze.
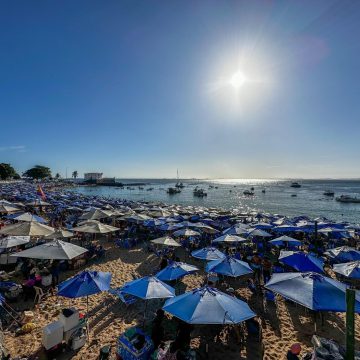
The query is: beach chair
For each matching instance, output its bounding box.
[33,286,45,304]
[109,288,137,307]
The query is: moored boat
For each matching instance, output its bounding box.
[336,195,360,203]
[290,182,301,188]
[324,190,335,196]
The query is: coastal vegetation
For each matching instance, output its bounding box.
[0,163,20,180]
[23,165,52,179]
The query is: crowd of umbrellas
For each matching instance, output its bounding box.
[1,182,360,334]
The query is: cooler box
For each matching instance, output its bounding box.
[42,320,64,350]
[59,308,79,332]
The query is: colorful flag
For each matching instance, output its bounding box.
[37,185,46,200]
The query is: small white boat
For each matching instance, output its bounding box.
[243,190,254,196]
[290,182,301,188]
[336,195,360,203]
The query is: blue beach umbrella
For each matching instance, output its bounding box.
[121,276,175,300]
[191,247,226,261]
[156,262,199,281]
[58,270,112,314]
[143,219,165,227]
[333,261,360,279]
[269,235,302,248]
[279,251,324,273]
[163,286,256,324]
[324,246,360,263]
[206,256,253,277]
[222,225,249,236]
[265,272,360,312]
[58,271,112,298]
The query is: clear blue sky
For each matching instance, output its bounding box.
[1,0,359,179]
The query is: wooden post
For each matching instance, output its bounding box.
[346,288,355,360]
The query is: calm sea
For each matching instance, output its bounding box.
[72,179,360,223]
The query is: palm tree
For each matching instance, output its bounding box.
[72,170,78,179]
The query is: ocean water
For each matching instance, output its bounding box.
[72,179,360,223]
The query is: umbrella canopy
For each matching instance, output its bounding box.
[79,209,114,220]
[12,240,87,260]
[72,222,119,234]
[333,261,360,279]
[143,219,165,227]
[324,246,360,263]
[0,204,21,213]
[222,225,249,236]
[0,221,55,236]
[58,271,112,298]
[0,236,30,249]
[191,247,226,261]
[206,257,253,277]
[156,262,199,281]
[46,228,74,239]
[248,228,272,237]
[212,234,247,244]
[265,272,360,312]
[173,228,200,237]
[269,235,302,247]
[163,286,256,324]
[279,251,324,273]
[8,212,47,223]
[121,276,175,300]
[150,236,181,247]
[26,199,51,206]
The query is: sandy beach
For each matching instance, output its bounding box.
[4,242,360,360]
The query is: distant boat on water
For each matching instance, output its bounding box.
[290,182,301,188]
[336,195,360,203]
[323,190,335,196]
[193,188,207,197]
[167,187,181,195]
[243,190,254,196]
[175,169,184,189]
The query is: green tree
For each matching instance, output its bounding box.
[23,165,51,179]
[55,173,61,179]
[72,170,78,179]
[0,163,19,180]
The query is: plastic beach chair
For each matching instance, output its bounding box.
[109,288,137,307]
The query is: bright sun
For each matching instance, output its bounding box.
[228,70,248,89]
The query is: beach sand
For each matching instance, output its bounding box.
[4,244,360,359]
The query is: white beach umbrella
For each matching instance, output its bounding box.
[151,236,181,247]
[79,209,114,220]
[0,203,20,213]
[11,239,88,260]
[0,221,55,237]
[72,222,119,234]
[46,229,74,239]
[173,229,200,237]
[212,234,248,243]
[0,236,30,249]
[26,199,51,207]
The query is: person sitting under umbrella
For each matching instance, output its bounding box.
[287,343,301,360]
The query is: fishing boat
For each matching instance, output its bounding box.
[193,188,207,197]
[290,182,301,188]
[167,187,181,195]
[323,190,335,196]
[262,189,266,193]
[243,190,254,196]
[175,169,185,188]
[336,195,360,203]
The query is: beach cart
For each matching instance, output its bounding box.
[116,327,153,360]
